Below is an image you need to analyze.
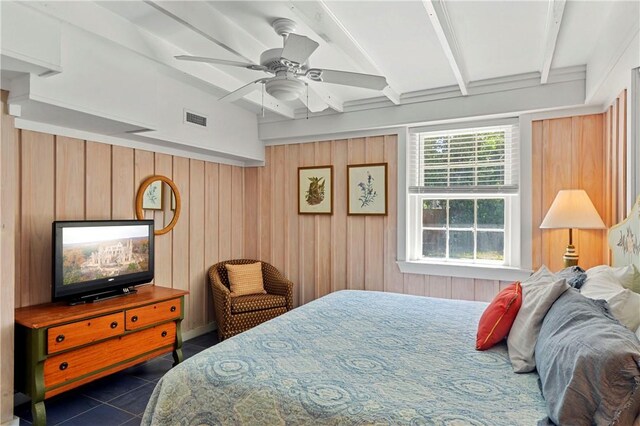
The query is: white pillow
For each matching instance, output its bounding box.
[606,289,640,331]
[507,270,569,373]
[582,268,626,299]
[636,325,640,341]
[626,265,640,294]
[586,264,640,293]
[582,268,640,331]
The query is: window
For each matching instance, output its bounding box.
[421,198,505,261]
[408,122,520,266]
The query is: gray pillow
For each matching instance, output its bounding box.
[507,266,569,373]
[535,289,640,425]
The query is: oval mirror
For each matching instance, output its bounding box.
[136,175,181,235]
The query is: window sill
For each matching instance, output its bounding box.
[397,261,532,281]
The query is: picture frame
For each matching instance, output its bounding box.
[142,180,162,210]
[298,165,333,215]
[347,163,388,215]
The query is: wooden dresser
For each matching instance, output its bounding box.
[14,285,188,426]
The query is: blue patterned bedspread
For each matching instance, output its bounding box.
[142,290,547,425]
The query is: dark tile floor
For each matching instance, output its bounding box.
[14,332,219,425]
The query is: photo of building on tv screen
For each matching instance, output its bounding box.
[62,225,149,285]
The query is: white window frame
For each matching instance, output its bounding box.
[399,118,530,281]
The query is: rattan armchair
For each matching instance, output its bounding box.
[209,259,294,340]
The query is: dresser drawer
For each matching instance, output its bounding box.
[47,312,125,354]
[126,298,180,330]
[44,322,176,388]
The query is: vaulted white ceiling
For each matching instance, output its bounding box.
[96,0,617,118]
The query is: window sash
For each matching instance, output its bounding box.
[409,124,519,194]
[419,196,506,263]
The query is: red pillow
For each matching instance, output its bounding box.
[476,282,522,351]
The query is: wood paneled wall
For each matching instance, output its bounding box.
[604,90,628,226]
[531,95,627,271]
[531,114,607,271]
[12,130,246,333]
[243,136,513,307]
[1,91,17,423]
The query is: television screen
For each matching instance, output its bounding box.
[53,220,154,302]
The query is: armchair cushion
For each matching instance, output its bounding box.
[231,294,287,314]
[226,262,266,296]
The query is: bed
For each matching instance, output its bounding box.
[143,292,547,425]
[143,198,640,425]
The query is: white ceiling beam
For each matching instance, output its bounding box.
[145,1,264,63]
[421,0,468,96]
[540,0,567,84]
[293,82,343,114]
[25,1,295,118]
[288,0,401,105]
[149,0,343,114]
[382,86,401,105]
[305,84,344,112]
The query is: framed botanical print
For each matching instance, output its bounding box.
[298,166,333,215]
[347,163,388,215]
[142,180,162,210]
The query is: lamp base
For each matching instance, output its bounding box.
[563,244,579,268]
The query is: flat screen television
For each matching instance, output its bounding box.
[53,220,155,304]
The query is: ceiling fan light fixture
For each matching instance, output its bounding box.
[265,77,305,101]
[176,17,390,106]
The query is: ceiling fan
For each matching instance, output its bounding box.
[175,18,389,111]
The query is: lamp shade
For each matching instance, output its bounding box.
[540,190,605,229]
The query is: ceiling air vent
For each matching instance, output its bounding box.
[184,109,207,127]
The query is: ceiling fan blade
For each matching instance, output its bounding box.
[280,34,319,65]
[299,84,329,113]
[175,55,267,71]
[306,68,388,90]
[219,79,265,102]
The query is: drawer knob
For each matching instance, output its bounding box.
[170,306,176,312]
[161,331,168,338]
[131,315,138,323]
[56,334,65,343]
[110,321,118,329]
[59,362,68,371]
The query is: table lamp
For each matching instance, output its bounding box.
[540,189,605,267]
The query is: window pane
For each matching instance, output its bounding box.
[450,231,474,259]
[477,231,504,261]
[449,135,474,164]
[449,167,474,186]
[424,168,447,187]
[423,199,446,227]
[477,166,504,186]
[477,199,504,229]
[423,136,448,163]
[477,132,505,163]
[449,199,474,227]
[423,230,446,258]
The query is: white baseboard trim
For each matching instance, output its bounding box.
[182,322,217,342]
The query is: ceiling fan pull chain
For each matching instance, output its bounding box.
[306,83,309,120]
[261,84,265,118]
